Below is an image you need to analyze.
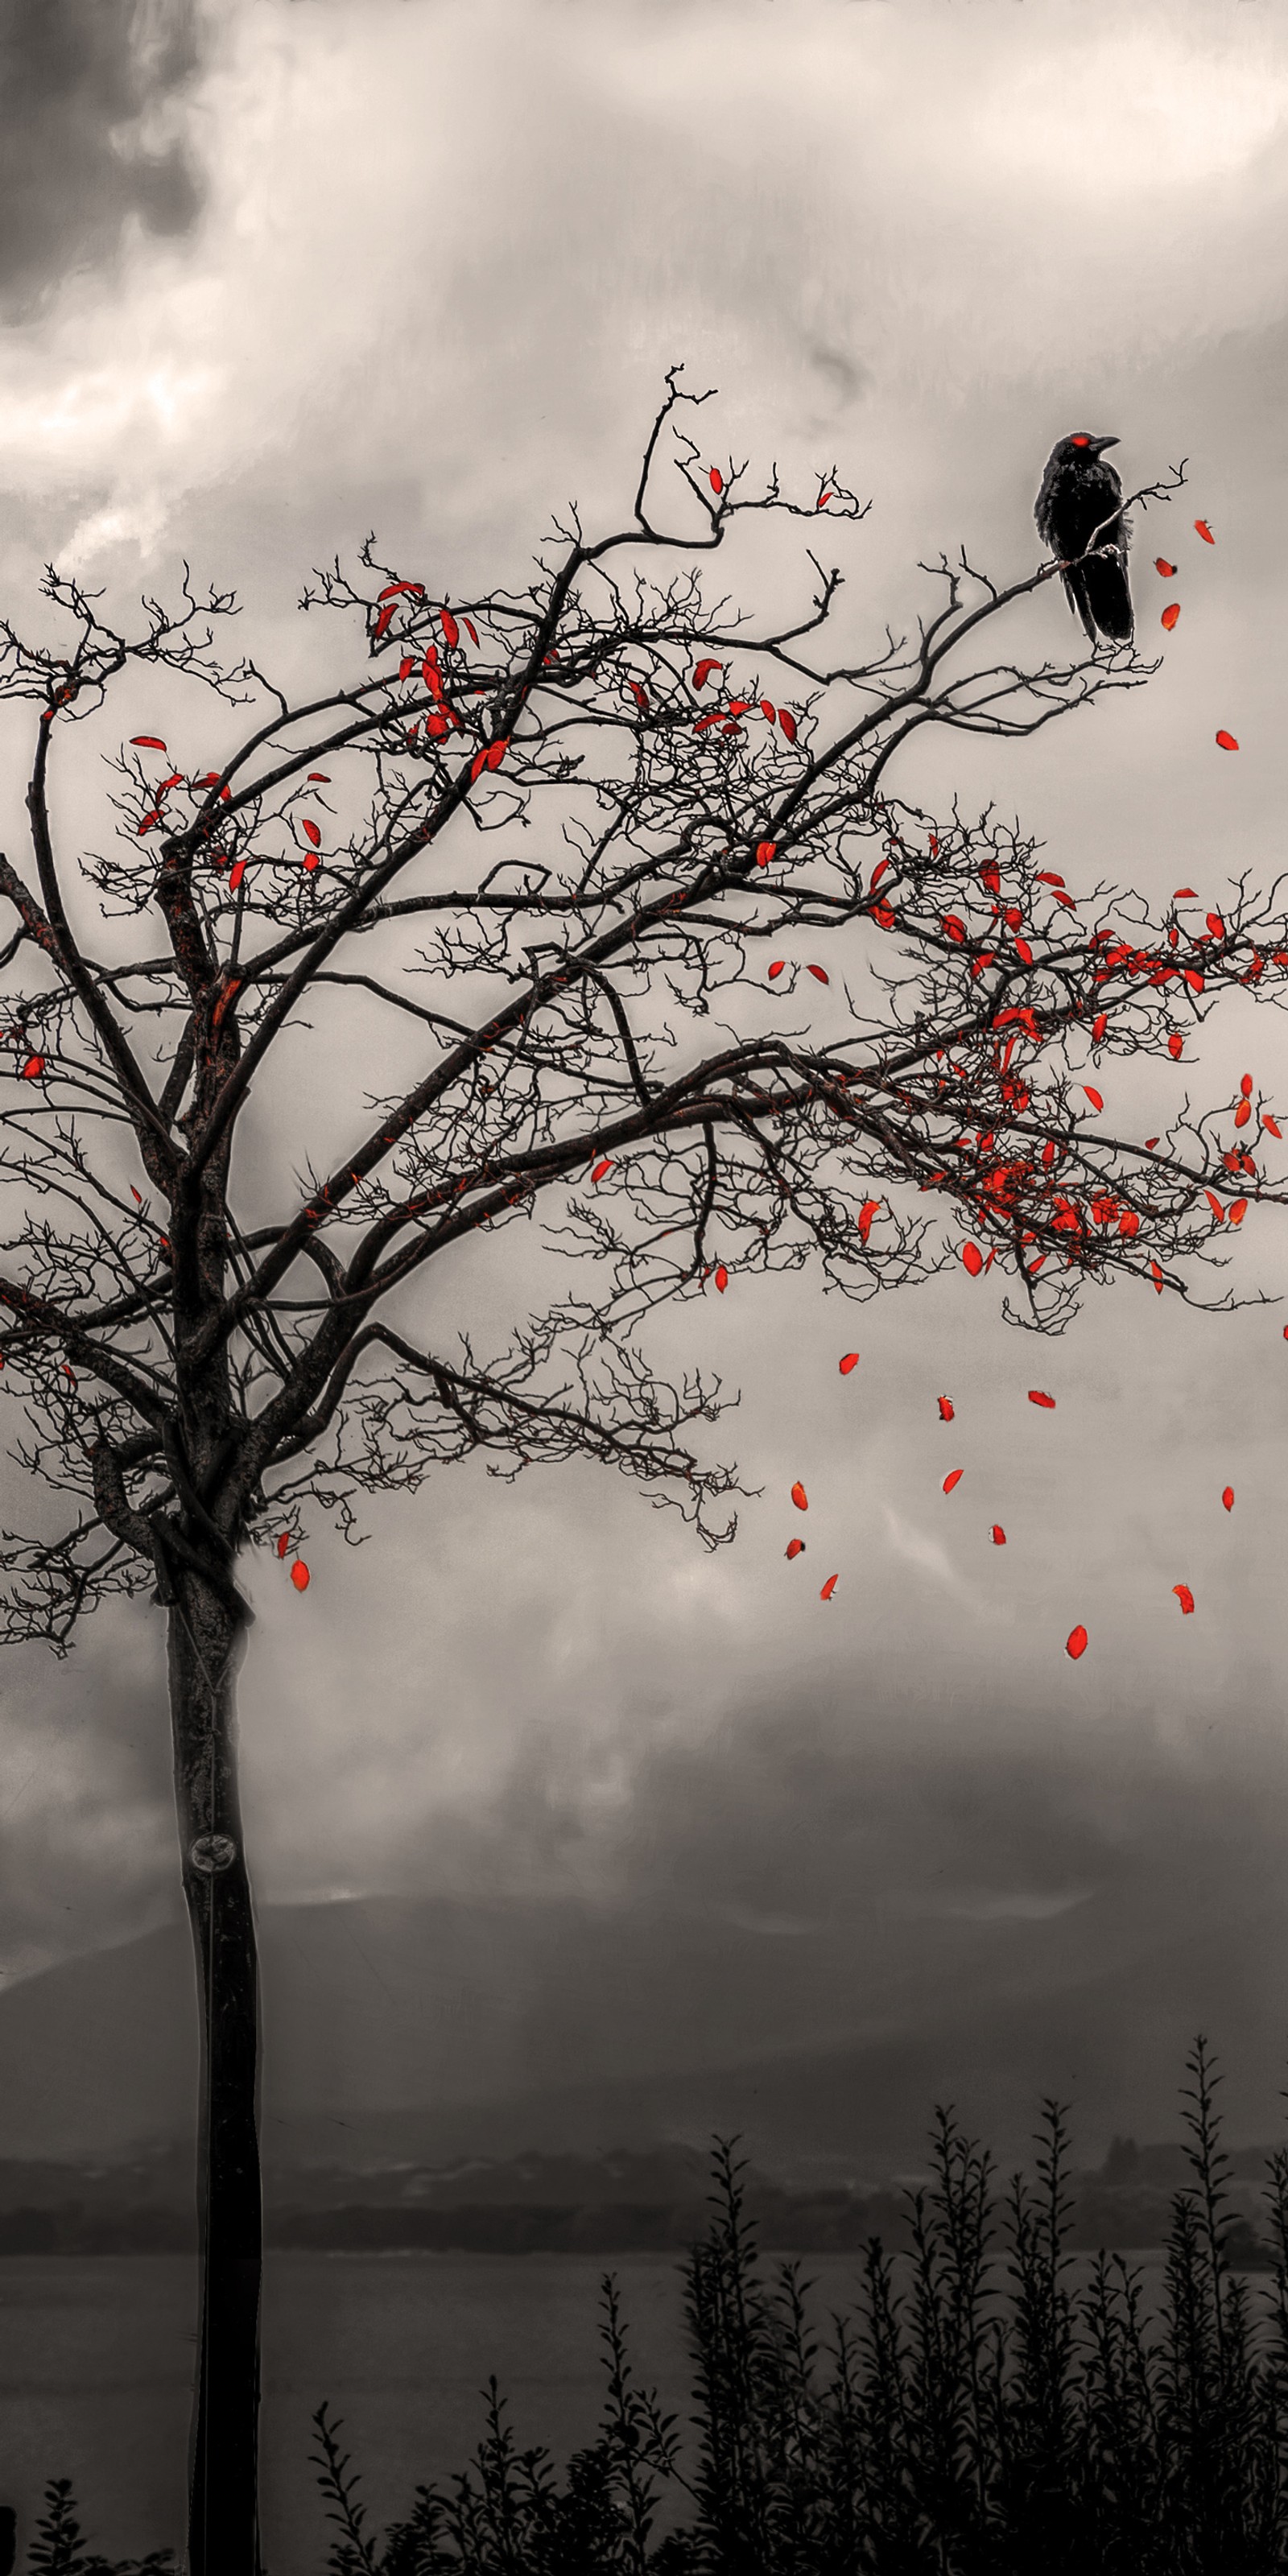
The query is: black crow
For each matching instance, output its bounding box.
[1034,432,1133,646]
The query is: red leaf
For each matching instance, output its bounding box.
[961,1242,984,1276]
[991,1525,1006,1546]
[709,466,724,495]
[817,490,832,510]
[786,1538,805,1558]
[373,605,395,640]
[819,1574,838,1601]
[1173,887,1197,899]
[692,658,723,691]
[943,914,966,943]
[276,1532,291,1558]
[19,1053,44,1080]
[590,1158,613,1183]
[1195,518,1215,543]
[755,841,777,869]
[136,810,161,835]
[303,817,321,848]
[290,1561,311,1592]
[839,1352,860,1375]
[1228,1197,1249,1224]
[157,772,184,792]
[1083,1086,1104,1111]
[938,1396,955,1422]
[1262,1113,1282,1139]
[791,1481,808,1512]
[807,963,828,985]
[378,580,424,601]
[486,738,509,770]
[1155,557,1176,577]
[1066,1624,1088,1660]
[778,708,798,743]
[398,656,415,680]
[1014,938,1034,966]
[1161,602,1181,632]
[1173,1583,1195,1614]
[1167,1031,1183,1059]
[943,1469,964,1495]
[229,860,246,893]
[1151,1260,1164,1292]
[714,1265,729,1293]
[302,848,320,874]
[130,734,167,749]
[857,1199,881,1244]
[1234,1099,1251,1129]
[308,771,330,782]
[1092,1013,1108,1042]
[1241,1073,1253,1097]
[1216,730,1239,750]
[464,618,479,646]
[1204,1191,1226,1223]
[628,679,649,712]
[1206,912,1225,937]
[1027,1390,1056,1410]
[759,699,777,723]
[470,749,487,782]
[768,960,786,980]
[1222,1487,1234,1512]
[440,609,460,650]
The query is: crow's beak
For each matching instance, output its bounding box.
[1092,436,1120,454]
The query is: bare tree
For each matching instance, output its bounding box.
[0,375,1282,2573]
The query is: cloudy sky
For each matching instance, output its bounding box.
[2,0,1287,2160]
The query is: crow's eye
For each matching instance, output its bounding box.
[1070,435,1092,448]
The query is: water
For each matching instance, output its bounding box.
[0,2244,1192,2572]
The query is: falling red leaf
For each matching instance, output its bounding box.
[1083,1086,1104,1111]
[1155,558,1176,578]
[1216,730,1239,751]
[938,1396,955,1422]
[1092,1012,1108,1042]
[1173,1583,1195,1615]
[229,860,246,893]
[440,609,460,650]
[768,960,786,980]
[961,1242,984,1277]
[1194,519,1215,544]
[786,1538,805,1559]
[943,1469,964,1495]
[1066,1624,1088,1661]
[130,734,167,749]
[276,1532,291,1558]
[807,963,828,985]
[19,1054,44,1080]
[708,466,724,496]
[1167,1031,1184,1059]
[692,658,723,691]
[714,1265,729,1293]
[1027,1390,1056,1410]
[819,1574,838,1602]
[1222,1487,1234,1513]
[308,771,330,782]
[1160,601,1181,633]
[303,817,321,848]
[590,1158,613,1183]
[791,1481,808,1512]
[755,841,777,869]
[779,708,798,743]
[839,1352,860,1375]
[1174,887,1198,899]
[290,1561,311,1592]
[991,1525,1006,1546]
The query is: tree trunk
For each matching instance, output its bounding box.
[167,1583,262,2576]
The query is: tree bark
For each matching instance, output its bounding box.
[167,1581,262,2576]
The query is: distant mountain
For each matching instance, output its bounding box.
[1,1886,1286,2179]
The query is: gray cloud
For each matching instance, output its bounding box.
[0,0,204,316]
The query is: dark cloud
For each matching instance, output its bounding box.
[0,0,204,316]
